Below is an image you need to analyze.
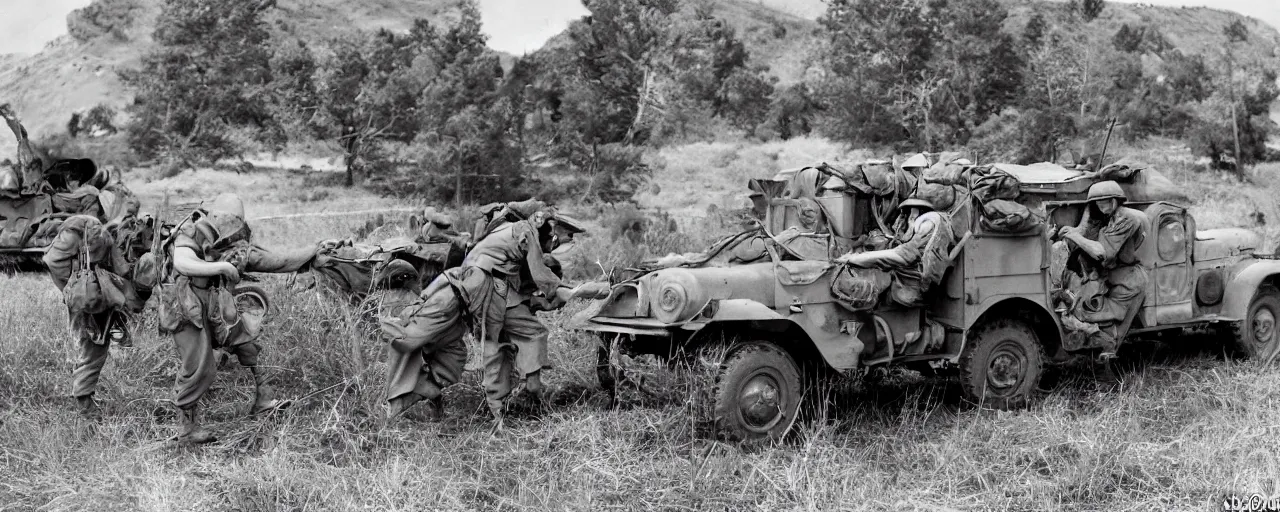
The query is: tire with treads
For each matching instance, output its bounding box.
[1231,286,1280,360]
[233,285,270,319]
[712,341,802,443]
[959,318,1044,409]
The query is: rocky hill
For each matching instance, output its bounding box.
[1,0,1277,152]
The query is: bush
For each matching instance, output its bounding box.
[67,0,144,42]
[35,133,140,170]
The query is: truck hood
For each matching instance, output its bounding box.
[1195,228,1261,261]
[577,262,778,326]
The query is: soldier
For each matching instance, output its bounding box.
[508,212,588,406]
[42,215,146,419]
[380,201,607,427]
[836,196,956,308]
[1055,181,1149,360]
[159,193,323,444]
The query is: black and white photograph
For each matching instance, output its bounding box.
[2,0,1280,509]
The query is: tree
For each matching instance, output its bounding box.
[1112,24,1142,53]
[812,0,1023,150]
[266,39,321,151]
[122,0,278,166]
[414,1,523,203]
[565,0,680,145]
[313,23,433,186]
[1023,13,1047,49]
[813,0,938,145]
[1072,0,1104,22]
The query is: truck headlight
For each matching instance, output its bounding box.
[648,269,707,323]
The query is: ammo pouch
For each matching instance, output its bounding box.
[157,276,204,334]
[206,284,241,347]
[65,266,105,315]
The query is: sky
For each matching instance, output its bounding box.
[0,0,1277,56]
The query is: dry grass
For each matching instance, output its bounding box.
[1,142,1279,511]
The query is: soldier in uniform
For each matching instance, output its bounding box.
[380,202,607,427]
[837,196,956,308]
[1056,181,1149,360]
[43,215,147,419]
[159,193,324,443]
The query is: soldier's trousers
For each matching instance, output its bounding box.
[383,267,551,413]
[171,324,264,409]
[1077,264,1149,350]
[71,311,115,398]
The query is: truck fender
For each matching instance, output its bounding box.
[1220,260,1280,321]
[701,298,784,322]
[970,295,1065,358]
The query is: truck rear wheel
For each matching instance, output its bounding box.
[712,341,802,443]
[1232,286,1280,360]
[959,319,1044,409]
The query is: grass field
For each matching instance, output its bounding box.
[1,138,1279,511]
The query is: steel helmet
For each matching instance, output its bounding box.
[899,198,935,212]
[1086,180,1126,203]
[902,153,930,168]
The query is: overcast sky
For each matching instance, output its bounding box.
[0,0,1277,55]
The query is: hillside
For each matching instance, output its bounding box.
[1,0,1279,155]
[0,0,458,144]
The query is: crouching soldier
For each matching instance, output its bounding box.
[158,193,324,444]
[380,202,607,427]
[1055,181,1149,361]
[43,215,149,419]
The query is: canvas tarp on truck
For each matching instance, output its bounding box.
[0,195,52,248]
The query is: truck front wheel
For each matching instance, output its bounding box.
[1232,286,1280,360]
[959,319,1044,409]
[712,341,802,443]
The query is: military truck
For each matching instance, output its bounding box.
[572,159,1279,442]
[0,158,136,262]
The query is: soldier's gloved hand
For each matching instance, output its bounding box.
[311,251,332,269]
[318,238,344,253]
[219,262,241,285]
[836,252,874,268]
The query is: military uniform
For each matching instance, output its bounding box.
[42,215,144,418]
[159,194,319,443]
[382,215,569,421]
[838,198,956,307]
[1059,181,1149,355]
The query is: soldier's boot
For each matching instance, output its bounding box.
[518,371,549,416]
[488,400,506,434]
[428,395,445,422]
[178,405,217,445]
[75,394,101,421]
[387,392,425,420]
[248,367,291,417]
[1091,327,1119,362]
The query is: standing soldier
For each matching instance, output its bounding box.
[158,193,324,444]
[510,212,587,405]
[43,215,147,419]
[381,201,607,427]
[1056,181,1149,360]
